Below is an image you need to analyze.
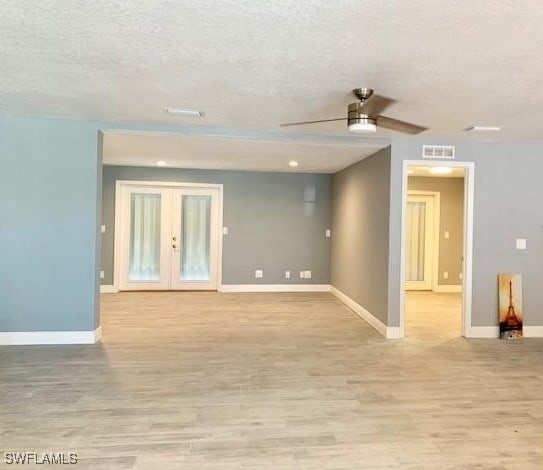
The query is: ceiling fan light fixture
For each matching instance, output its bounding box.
[349,120,377,133]
[347,102,376,133]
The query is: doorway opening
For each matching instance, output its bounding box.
[114,181,223,291]
[400,161,474,339]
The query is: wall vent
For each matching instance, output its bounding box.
[422,145,455,159]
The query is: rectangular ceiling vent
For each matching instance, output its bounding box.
[422,145,455,159]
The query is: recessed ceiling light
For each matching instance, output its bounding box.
[466,125,501,132]
[429,166,453,175]
[156,160,167,166]
[165,107,204,117]
[289,160,299,167]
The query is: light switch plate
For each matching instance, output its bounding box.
[444,231,450,239]
[516,238,526,250]
[101,224,106,234]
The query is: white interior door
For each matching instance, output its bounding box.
[118,184,220,291]
[170,188,220,290]
[405,195,434,290]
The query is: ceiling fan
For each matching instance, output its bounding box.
[280,88,427,135]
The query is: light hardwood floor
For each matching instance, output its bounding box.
[1,291,542,469]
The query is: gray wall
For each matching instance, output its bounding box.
[101,166,331,285]
[0,116,101,332]
[389,140,543,328]
[408,176,464,286]
[331,147,391,324]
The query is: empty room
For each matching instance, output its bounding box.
[2,2,543,469]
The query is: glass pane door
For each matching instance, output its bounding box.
[180,195,211,281]
[406,201,426,282]
[129,193,162,281]
[405,195,434,291]
[119,186,172,290]
[171,188,219,290]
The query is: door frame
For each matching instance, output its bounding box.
[405,190,440,291]
[399,161,474,338]
[113,180,224,291]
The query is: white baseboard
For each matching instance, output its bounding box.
[466,326,499,338]
[100,285,119,293]
[433,284,462,293]
[466,326,543,338]
[219,284,331,293]
[0,327,102,345]
[331,286,398,339]
[523,326,543,337]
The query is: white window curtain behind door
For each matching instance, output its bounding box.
[129,193,161,281]
[181,195,211,281]
[406,201,426,282]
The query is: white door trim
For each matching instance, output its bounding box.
[113,180,224,291]
[405,191,440,291]
[400,160,474,338]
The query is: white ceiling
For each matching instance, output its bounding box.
[3,1,543,171]
[408,166,465,178]
[103,132,386,173]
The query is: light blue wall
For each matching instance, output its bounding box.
[389,139,543,328]
[0,116,102,332]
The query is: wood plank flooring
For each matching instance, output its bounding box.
[1,291,542,469]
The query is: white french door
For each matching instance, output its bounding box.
[117,183,221,291]
[405,194,435,291]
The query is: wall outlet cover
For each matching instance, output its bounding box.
[285,271,291,279]
[325,229,331,238]
[101,225,106,234]
[516,238,526,250]
[255,269,263,278]
[222,227,228,235]
[304,270,312,279]
[100,270,105,279]
[299,271,305,279]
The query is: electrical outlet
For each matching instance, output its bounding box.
[100,270,105,279]
[222,227,228,235]
[325,229,331,238]
[255,270,263,279]
[443,271,449,280]
[304,270,312,279]
[285,271,291,279]
[516,238,526,250]
[101,225,106,234]
[444,231,450,239]
[299,271,305,279]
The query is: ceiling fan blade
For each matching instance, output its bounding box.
[280,117,347,127]
[376,115,427,135]
[361,94,396,116]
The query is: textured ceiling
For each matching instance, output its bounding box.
[3,1,543,170]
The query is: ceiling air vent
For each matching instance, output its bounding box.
[422,145,455,159]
